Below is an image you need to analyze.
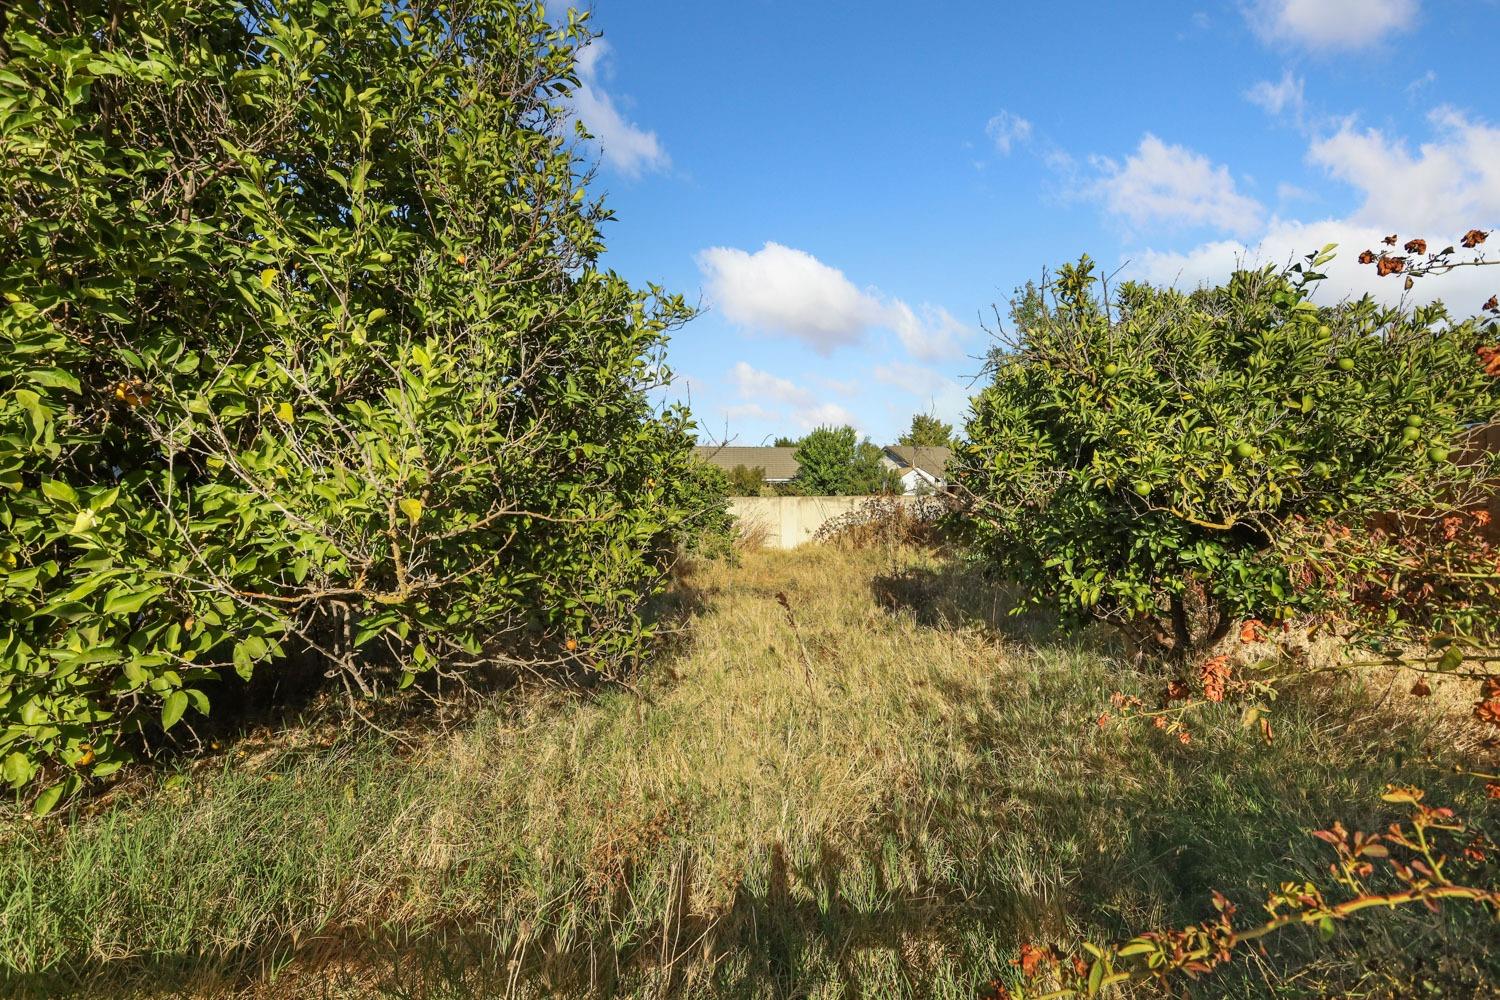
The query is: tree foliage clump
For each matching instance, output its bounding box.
[792,425,899,496]
[0,0,726,808]
[899,413,957,449]
[725,464,767,496]
[956,253,1500,665]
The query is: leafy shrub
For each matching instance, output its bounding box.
[725,463,767,496]
[0,0,722,808]
[813,495,952,547]
[792,425,899,496]
[669,460,736,560]
[956,253,1500,665]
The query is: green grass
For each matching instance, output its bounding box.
[1,544,1496,998]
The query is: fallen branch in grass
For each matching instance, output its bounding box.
[989,787,1499,999]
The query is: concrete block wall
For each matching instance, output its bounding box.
[729,495,916,549]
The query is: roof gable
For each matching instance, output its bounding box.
[882,445,953,478]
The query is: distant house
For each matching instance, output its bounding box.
[879,445,953,494]
[692,446,801,485]
[694,443,955,496]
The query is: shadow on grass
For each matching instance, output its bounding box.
[8,561,1498,999]
[869,558,1108,654]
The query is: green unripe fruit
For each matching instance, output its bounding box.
[1405,414,1424,428]
[1402,426,1421,442]
[1317,325,1331,337]
[1427,447,1450,463]
[1233,442,1255,460]
[1103,363,1119,377]
[1132,480,1151,497]
[1311,461,1332,477]
[1337,358,1355,372]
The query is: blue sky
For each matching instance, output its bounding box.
[567,0,1500,446]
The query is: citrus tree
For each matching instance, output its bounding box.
[956,252,1500,665]
[0,0,726,810]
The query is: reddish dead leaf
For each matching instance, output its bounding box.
[1474,698,1500,728]
[1358,249,1377,265]
[1376,255,1406,277]
[1012,942,1054,978]
[1461,228,1489,249]
[1404,238,1427,255]
[1410,678,1431,697]
[1383,234,1399,246]
[1200,655,1231,703]
[1239,619,1264,644]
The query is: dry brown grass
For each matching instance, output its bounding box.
[2,545,1496,999]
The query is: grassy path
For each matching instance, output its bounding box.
[1,545,1495,998]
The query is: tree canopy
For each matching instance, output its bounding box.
[793,426,898,495]
[898,414,957,448]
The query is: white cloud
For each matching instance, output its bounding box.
[572,40,669,178]
[873,363,974,431]
[796,402,861,431]
[1128,110,1500,313]
[1245,0,1416,50]
[1091,134,1264,236]
[696,242,969,360]
[1276,181,1317,205]
[729,361,816,408]
[1246,71,1305,120]
[1309,108,1500,233]
[721,402,775,424]
[986,111,1034,155]
[873,361,953,396]
[886,301,969,361]
[726,362,861,432]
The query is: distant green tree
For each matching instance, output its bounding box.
[726,464,766,496]
[898,413,956,448]
[854,441,903,494]
[793,426,899,495]
[773,436,799,447]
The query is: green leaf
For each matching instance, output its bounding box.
[33,783,65,816]
[3,752,32,788]
[232,642,254,681]
[398,498,423,526]
[28,368,81,393]
[160,690,189,731]
[260,268,277,289]
[41,480,78,505]
[104,587,158,615]
[1087,957,1105,996]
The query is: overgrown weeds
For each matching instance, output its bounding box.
[0,545,1494,998]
